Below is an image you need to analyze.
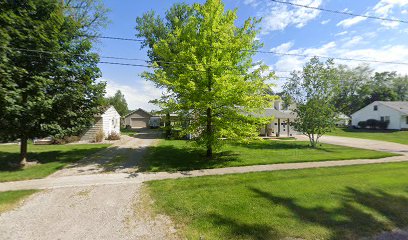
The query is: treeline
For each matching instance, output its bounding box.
[333,64,408,116]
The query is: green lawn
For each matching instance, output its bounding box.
[0,190,38,213]
[328,128,408,145]
[147,162,408,240]
[0,143,109,182]
[140,139,397,172]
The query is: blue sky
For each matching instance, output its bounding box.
[98,0,408,110]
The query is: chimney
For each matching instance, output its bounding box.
[274,100,281,110]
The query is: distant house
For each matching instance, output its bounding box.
[124,108,152,128]
[80,106,121,141]
[336,113,351,126]
[256,100,298,137]
[351,101,408,130]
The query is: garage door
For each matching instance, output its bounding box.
[131,118,149,128]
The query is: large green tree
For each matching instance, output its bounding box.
[283,57,339,148]
[0,0,107,165]
[105,90,129,117]
[136,0,274,158]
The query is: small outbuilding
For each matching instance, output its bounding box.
[351,101,408,130]
[123,108,152,128]
[80,106,121,141]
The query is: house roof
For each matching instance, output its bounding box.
[95,105,116,117]
[124,108,152,118]
[254,108,297,119]
[378,101,408,115]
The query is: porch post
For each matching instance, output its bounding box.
[287,118,290,136]
[277,118,281,137]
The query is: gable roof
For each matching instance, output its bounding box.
[124,108,152,118]
[378,101,408,115]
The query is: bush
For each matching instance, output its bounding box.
[378,120,390,130]
[125,125,132,129]
[107,131,121,140]
[358,121,367,129]
[94,129,105,142]
[366,119,379,129]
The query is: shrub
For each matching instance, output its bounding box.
[107,131,121,140]
[94,129,105,142]
[366,119,379,129]
[378,120,390,130]
[357,121,367,129]
[125,125,132,129]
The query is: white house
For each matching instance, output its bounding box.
[80,106,121,141]
[257,100,298,137]
[351,101,408,130]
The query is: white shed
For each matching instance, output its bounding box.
[351,101,408,130]
[80,106,121,141]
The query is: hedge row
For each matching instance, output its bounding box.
[357,119,389,129]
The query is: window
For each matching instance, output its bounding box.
[373,105,378,111]
[380,116,390,122]
[406,116,408,124]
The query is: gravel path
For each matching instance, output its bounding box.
[0,183,178,240]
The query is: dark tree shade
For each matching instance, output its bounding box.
[0,0,107,165]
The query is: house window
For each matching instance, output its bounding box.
[380,116,390,122]
[373,105,378,111]
[406,116,408,124]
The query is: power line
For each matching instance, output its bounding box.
[85,35,144,42]
[0,45,293,72]
[245,49,408,66]
[98,61,292,78]
[3,44,408,68]
[270,0,408,24]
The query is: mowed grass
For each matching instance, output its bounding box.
[0,190,38,213]
[141,139,397,172]
[147,162,408,240]
[328,128,408,145]
[0,144,109,182]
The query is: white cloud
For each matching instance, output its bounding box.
[342,36,364,48]
[373,0,408,17]
[335,31,348,36]
[336,16,367,28]
[103,78,162,111]
[321,19,331,25]
[250,0,322,33]
[402,9,408,14]
[270,41,294,53]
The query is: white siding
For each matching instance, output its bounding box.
[101,106,121,137]
[351,102,403,129]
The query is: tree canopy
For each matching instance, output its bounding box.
[105,90,129,117]
[0,0,108,165]
[283,57,339,147]
[136,0,275,158]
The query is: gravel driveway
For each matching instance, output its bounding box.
[0,129,179,240]
[0,183,178,240]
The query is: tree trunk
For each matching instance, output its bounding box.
[206,107,213,159]
[20,136,28,166]
[165,112,171,139]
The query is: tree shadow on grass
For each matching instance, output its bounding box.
[0,146,108,171]
[249,187,408,240]
[138,144,240,172]
[231,141,338,154]
[206,213,281,240]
